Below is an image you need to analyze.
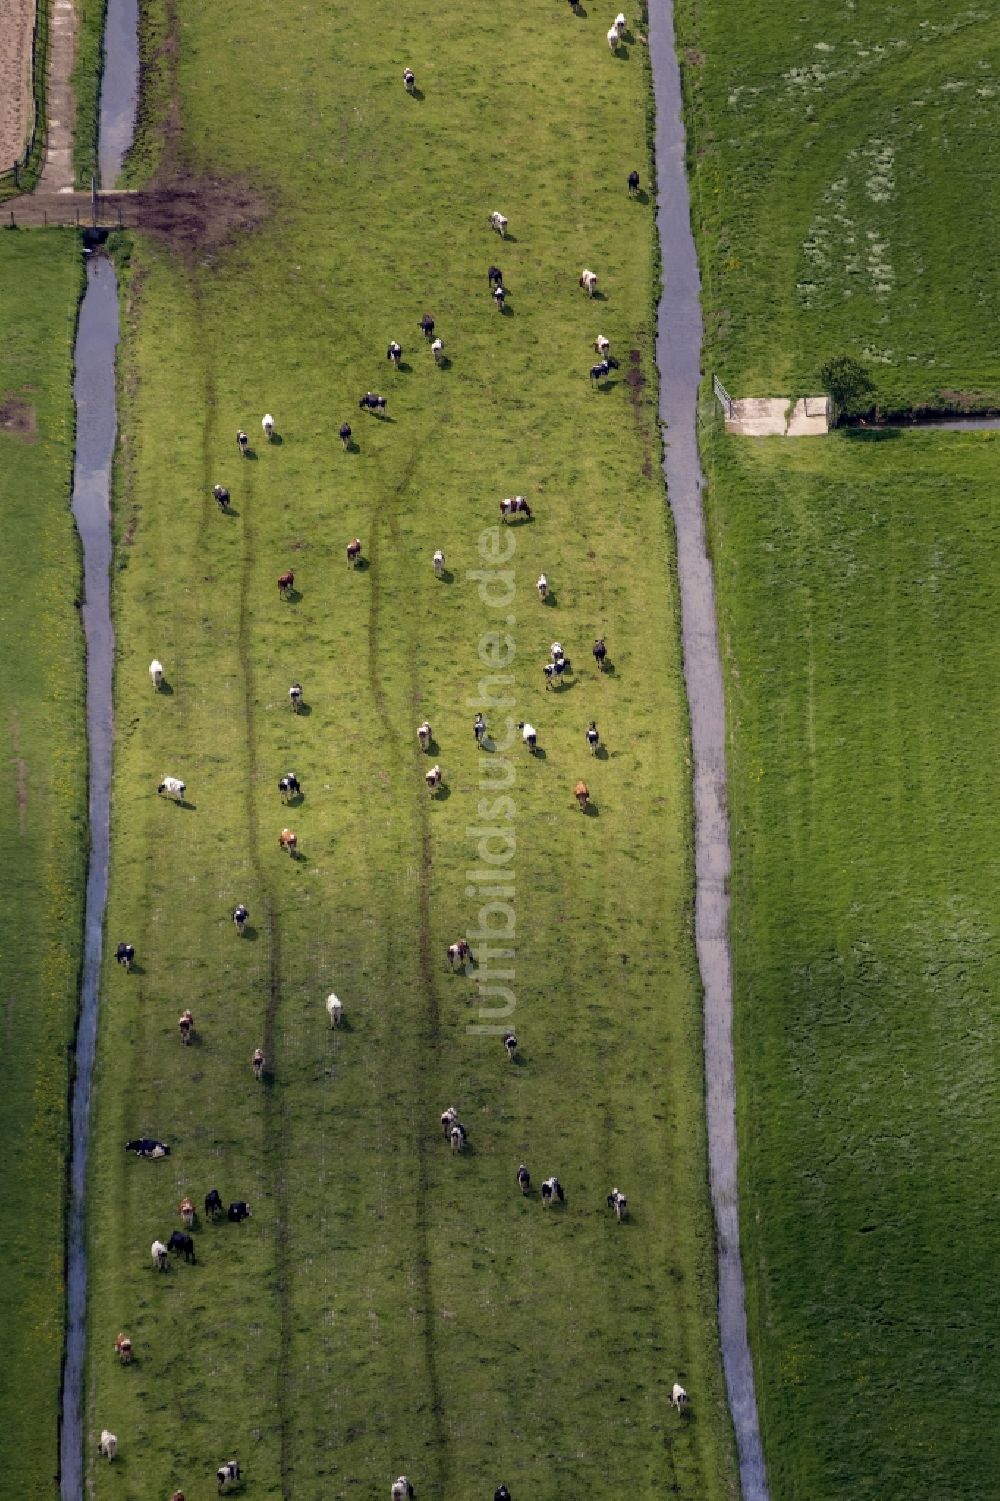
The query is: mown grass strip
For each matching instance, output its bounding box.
[0,230,86,1495]
[85,3,739,1497]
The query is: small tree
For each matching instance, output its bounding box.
[820,355,877,423]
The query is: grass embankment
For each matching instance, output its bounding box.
[0,232,86,1495]
[85,4,738,1498]
[676,0,1000,409]
[703,428,999,1500]
[71,0,108,188]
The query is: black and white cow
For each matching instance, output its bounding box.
[517,1163,531,1195]
[279,773,301,801]
[125,1138,170,1158]
[232,904,249,934]
[359,392,387,412]
[115,942,135,970]
[541,1176,565,1206]
[228,1201,252,1223]
[217,1459,241,1493]
[213,484,230,511]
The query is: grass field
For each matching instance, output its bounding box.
[703,426,1000,1499]
[676,0,1000,410]
[0,231,86,1495]
[83,3,739,1497]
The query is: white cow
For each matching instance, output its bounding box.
[432,337,444,365]
[536,572,548,601]
[580,269,598,296]
[403,68,415,93]
[426,765,442,793]
[417,721,432,751]
[517,721,537,753]
[489,210,508,237]
[671,1382,688,1412]
[391,1479,415,1501]
[433,549,445,577]
[157,776,185,801]
[607,25,620,52]
[326,992,343,1028]
[614,12,627,34]
[149,658,164,689]
[450,1121,467,1153]
[98,1430,118,1461]
[262,413,274,440]
[151,1239,169,1271]
[218,1459,242,1491]
[594,334,611,357]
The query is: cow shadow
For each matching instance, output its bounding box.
[498,302,514,317]
[572,3,588,15]
[156,679,174,695]
[592,379,616,393]
[580,801,599,817]
[292,702,312,717]
[437,568,455,584]
[268,433,284,446]
[530,747,547,760]
[240,925,260,941]
[613,44,630,59]
[590,289,608,301]
[243,448,258,461]
[351,557,371,572]
[541,590,557,607]
[342,439,360,453]
[410,86,426,101]
[500,232,519,243]
[430,783,452,801]
[125,961,146,975]
[221,505,241,518]
[332,1015,354,1033]
[175,799,196,811]
[437,355,453,371]
[286,849,308,863]
[597,660,615,676]
[365,410,395,422]
[397,362,413,373]
[594,744,609,762]
[282,791,305,808]
[423,738,440,756]
[181,1030,204,1048]
[282,588,303,604]
[635,188,650,206]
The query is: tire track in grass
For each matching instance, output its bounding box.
[236,434,294,1499]
[366,439,449,1491]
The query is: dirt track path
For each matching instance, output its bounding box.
[648,6,771,1498]
[0,0,35,170]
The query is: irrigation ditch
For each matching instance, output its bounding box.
[647,5,770,1499]
[58,0,138,1491]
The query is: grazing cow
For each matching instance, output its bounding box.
[151,1239,169,1271]
[237,429,249,457]
[541,1176,565,1205]
[232,903,249,934]
[450,1121,467,1153]
[628,169,640,197]
[387,340,402,367]
[593,636,607,670]
[204,1188,223,1219]
[171,1493,186,1501]
[115,941,135,970]
[425,764,442,794]
[503,1030,517,1060]
[420,314,435,340]
[339,422,352,450]
[98,1429,118,1460]
[431,337,444,364]
[579,269,598,296]
[591,358,622,385]
[359,391,387,412]
[614,12,627,34]
[495,1487,512,1501]
[607,25,620,51]
[547,639,562,657]
[114,1332,133,1365]
[489,210,508,237]
[417,721,432,751]
[536,572,548,601]
[543,659,568,688]
[574,780,590,811]
[594,335,611,358]
[228,1201,252,1223]
[403,67,415,92]
[149,658,164,688]
[262,413,274,441]
[499,496,532,521]
[587,721,600,754]
[252,1047,265,1080]
[517,721,537,753]
[279,827,298,855]
[179,1196,195,1228]
[488,265,503,288]
[279,772,301,801]
[168,1230,196,1263]
[289,681,303,712]
[433,549,445,577]
[391,1479,415,1501]
[326,992,343,1028]
[217,1460,241,1493]
[671,1382,688,1412]
[126,1138,170,1158]
[517,1163,531,1195]
[347,537,362,567]
[157,776,185,801]
[278,570,295,598]
[178,1009,194,1044]
[607,1186,628,1221]
[493,285,506,310]
[447,939,472,969]
[473,712,487,747]
[213,483,231,511]
[440,1105,459,1137]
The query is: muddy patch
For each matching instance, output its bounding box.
[0,394,38,442]
[624,351,653,477]
[134,177,270,259]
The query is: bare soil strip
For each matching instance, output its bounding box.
[0,0,35,171]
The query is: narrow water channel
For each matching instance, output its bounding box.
[647,7,770,1499]
[58,0,138,1491]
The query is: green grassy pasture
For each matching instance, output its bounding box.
[675,0,1000,409]
[0,232,86,1495]
[84,3,738,1498]
[702,428,1000,1500]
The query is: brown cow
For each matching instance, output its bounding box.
[279,828,298,855]
[178,1010,194,1044]
[574,780,590,811]
[179,1196,195,1228]
[347,538,362,567]
[114,1333,132,1365]
[278,570,295,598]
[252,1047,265,1080]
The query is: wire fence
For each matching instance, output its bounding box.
[0,0,50,201]
[712,373,734,420]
